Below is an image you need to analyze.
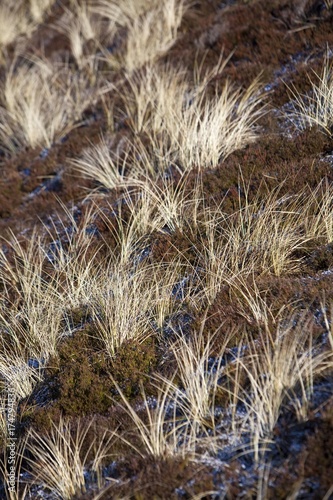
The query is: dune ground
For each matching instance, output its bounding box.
[0,1,333,498]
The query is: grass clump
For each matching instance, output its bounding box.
[0,0,54,58]
[25,416,114,499]
[99,0,189,72]
[286,52,333,137]
[0,57,104,154]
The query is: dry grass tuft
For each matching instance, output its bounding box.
[241,314,333,461]
[0,0,54,55]
[70,136,141,190]
[99,0,189,71]
[55,1,116,69]
[0,57,104,153]
[170,322,230,429]
[0,2,332,496]
[88,258,188,358]
[224,185,309,277]
[286,51,333,136]
[0,232,62,398]
[111,378,196,459]
[25,417,114,499]
[118,60,265,170]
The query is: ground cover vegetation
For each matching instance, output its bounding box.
[0,0,333,498]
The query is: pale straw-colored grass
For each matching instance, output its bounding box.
[0,232,62,398]
[169,319,231,429]
[0,57,104,153]
[88,258,187,358]
[110,378,196,459]
[0,0,54,51]
[70,136,142,190]
[240,314,333,462]
[118,58,265,169]
[99,0,189,71]
[55,1,117,69]
[0,232,62,360]
[303,179,333,244]
[0,433,29,500]
[286,51,333,136]
[25,417,115,499]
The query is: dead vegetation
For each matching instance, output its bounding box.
[0,0,333,498]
